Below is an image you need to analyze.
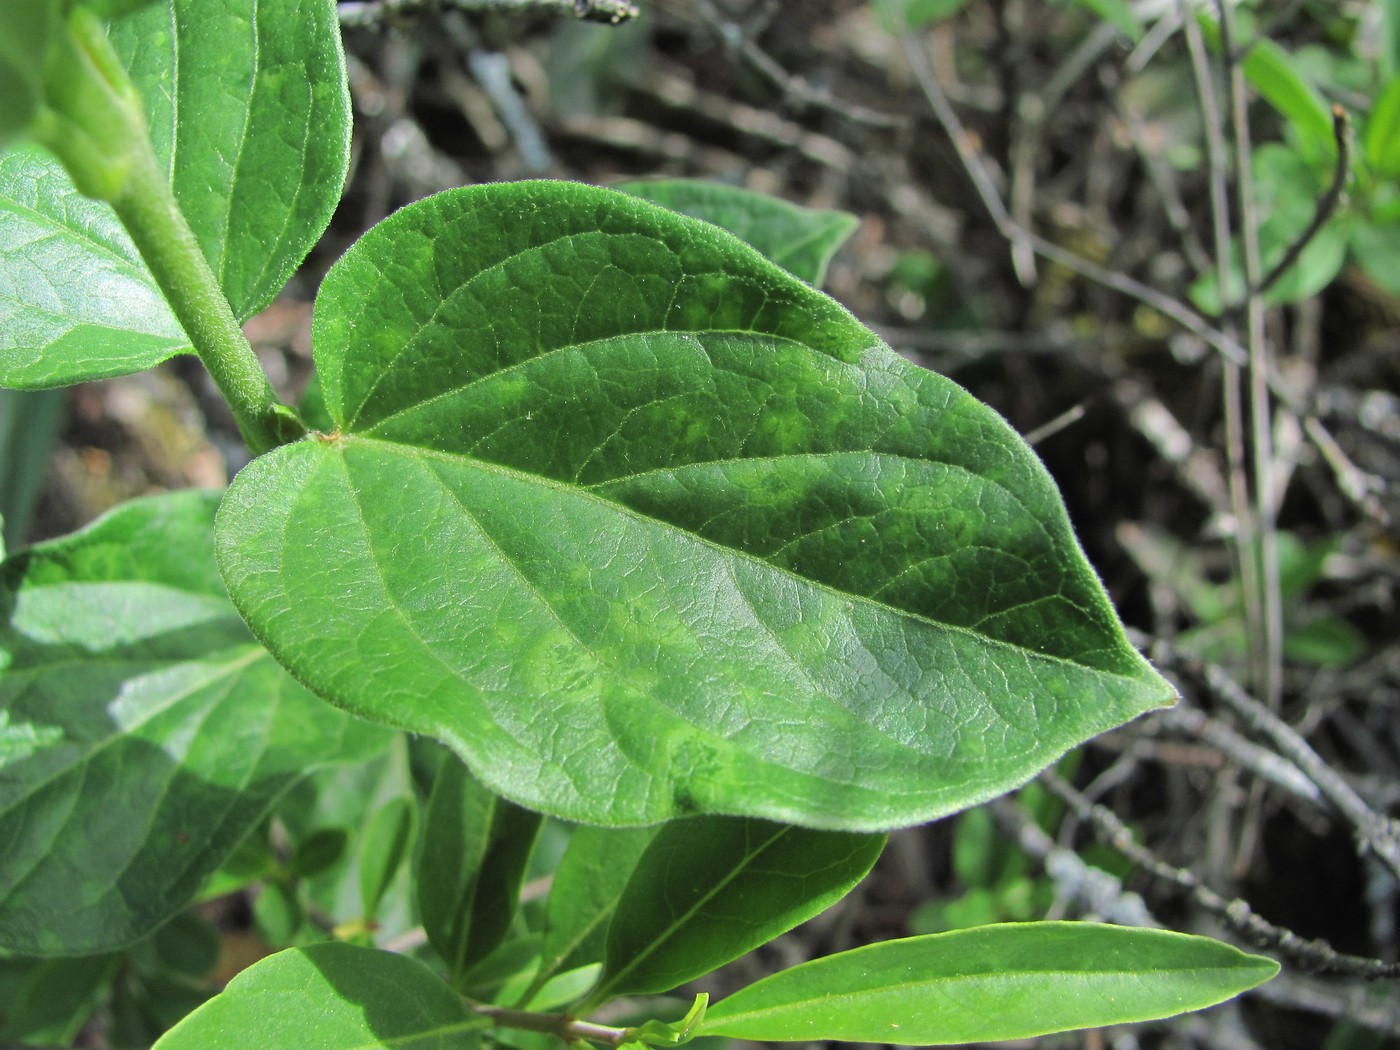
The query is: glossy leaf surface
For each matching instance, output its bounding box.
[528,825,656,1000]
[699,922,1280,1044]
[152,942,481,1050]
[0,0,349,388]
[616,179,857,285]
[0,491,386,954]
[417,756,543,982]
[217,180,1174,830]
[595,817,885,1001]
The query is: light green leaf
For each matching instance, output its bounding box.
[872,0,971,31]
[216,181,1175,831]
[699,922,1280,1044]
[1198,18,1334,164]
[1350,218,1400,295]
[616,179,857,286]
[152,942,483,1050]
[0,0,349,388]
[1368,74,1400,179]
[594,817,885,1002]
[527,825,657,1001]
[417,756,543,983]
[0,490,388,954]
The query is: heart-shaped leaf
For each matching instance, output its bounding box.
[152,942,483,1050]
[698,922,1279,1044]
[0,491,387,954]
[217,180,1174,830]
[0,0,349,388]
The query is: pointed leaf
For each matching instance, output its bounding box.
[528,825,656,1000]
[699,922,1280,1044]
[216,180,1175,831]
[0,0,349,388]
[359,795,418,922]
[152,942,482,1050]
[0,490,387,954]
[417,756,543,983]
[596,817,884,1001]
[616,179,857,286]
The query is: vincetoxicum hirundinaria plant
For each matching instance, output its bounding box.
[0,0,1277,1045]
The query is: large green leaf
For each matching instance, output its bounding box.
[417,756,543,983]
[698,922,1280,1044]
[616,179,857,286]
[0,490,387,954]
[216,181,1174,830]
[152,942,483,1050]
[593,817,884,1002]
[0,0,349,388]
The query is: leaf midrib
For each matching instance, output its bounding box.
[340,433,1149,689]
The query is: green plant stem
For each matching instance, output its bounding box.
[108,147,304,454]
[33,8,302,456]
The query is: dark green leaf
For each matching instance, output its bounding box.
[1064,0,1142,41]
[616,179,857,286]
[359,795,418,921]
[0,490,388,954]
[151,942,484,1049]
[0,0,349,388]
[216,181,1175,831]
[289,826,351,880]
[153,911,222,977]
[0,388,66,550]
[0,952,117,1044]
[1350,219,1400,295]
[527,825,656,1001]
[699,922,1280,1044]
[594,817,884,1001]
[417,756,543,983]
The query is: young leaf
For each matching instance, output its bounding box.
[616,179,857,286]
[417,756,544,983]
[0,490,388,954]
[698,922,1280,1044]
[359,795,419,923]
[593,817,885,1002]
[216,181,1175,831]
[527,825,657,1000]
[151,942,484,1050]
[0,0,349,389]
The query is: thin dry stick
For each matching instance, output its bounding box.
[899,31,1251,372]
[1179,1,1268,714]
[690,0,904,129]
[1040,772,1400,979]
[1219,0,1284,712]
[339,0,640,28]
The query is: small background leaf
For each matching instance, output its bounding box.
[594,817,885,1002]
[152,943,482,1050]
[0,490,387,954]
[699,922,1280,1044]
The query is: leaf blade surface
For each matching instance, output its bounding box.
[218,181,1174,830]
